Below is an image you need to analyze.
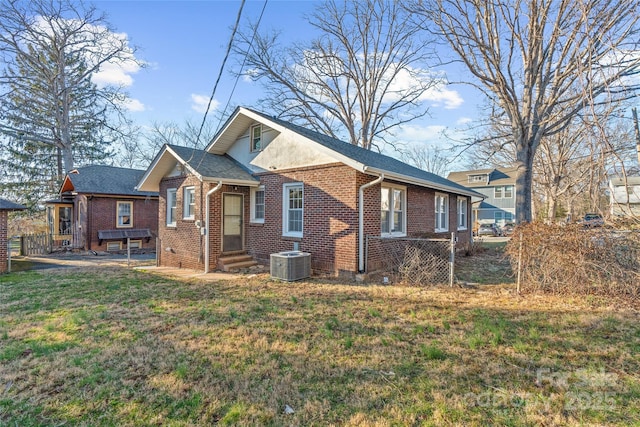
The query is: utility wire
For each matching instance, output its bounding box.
[217,0,269,133]
[190,0,246,169]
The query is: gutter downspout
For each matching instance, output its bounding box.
[204,181,223,273]
[358,172,384,273]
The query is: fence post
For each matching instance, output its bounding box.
[449,232,455,287]
[516,231,523,294]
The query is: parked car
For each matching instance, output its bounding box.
[501,222,515,236]
[476,223,502,237]
[583,213,604,228]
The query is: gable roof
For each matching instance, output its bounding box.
[447,167,518,188]
[0,198,26,211]
[61,165,158,197]
[136,144,259,192]
[207,107,484,198]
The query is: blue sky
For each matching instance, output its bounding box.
[92,0,482,162]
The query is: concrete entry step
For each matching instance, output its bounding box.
[217,252,258,272]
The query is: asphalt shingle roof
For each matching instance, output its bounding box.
[0,198,26,210]
[65,166,158,197]
[245,108,480,197]
[168,144,258,183]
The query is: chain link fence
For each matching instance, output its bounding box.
[365,235,455,286]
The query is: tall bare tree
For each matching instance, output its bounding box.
[234,0,439,150]
[408,0,640,222]
[0,0,142,204]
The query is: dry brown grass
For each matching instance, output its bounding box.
[1,266,638,426]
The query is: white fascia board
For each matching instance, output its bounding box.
[363,167,485,199]
[202,177,260,187]
[136,146,203,192]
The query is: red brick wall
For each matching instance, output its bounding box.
[248,164,361,276]
[0,211,7,273]
[156,167,472,276]
[82,195,158,251]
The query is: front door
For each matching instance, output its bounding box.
[222,194,243,252]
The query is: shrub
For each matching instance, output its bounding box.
[505,222,640,299]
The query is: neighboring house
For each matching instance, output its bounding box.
[138,107,483,276]
[0,198,26,273]
[45,166,159,252]
[609,176,640,218]
[447,167,518,227]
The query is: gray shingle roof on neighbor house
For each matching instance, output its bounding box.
[0,198,26,211]
[244,108,483,197]
[168,144,258,183]
[65,165,158,197]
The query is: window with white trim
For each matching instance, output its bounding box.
[380,185,406,236]
[495,211,504,223]
[166,188,177,226]
[505,212,514,222]
[457,197,468,230]
[283,183,303,237]
[494,185,513,198]
[117,201,133,228]
[183,186,195,219]
[250,185,265,223]
[250,124,262,152]
[435,193,449,232]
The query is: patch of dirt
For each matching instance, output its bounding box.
[455,248,514,285]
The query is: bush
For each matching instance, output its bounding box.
[505,222,640,299]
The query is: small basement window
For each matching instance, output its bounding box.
[128,240,142,249]
[106,241,122,252]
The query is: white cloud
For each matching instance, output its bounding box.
[456,117,473,125]
[122,98,145,112]
[421,85,464,109]
[191,94,219,114]
[396,124,447,145]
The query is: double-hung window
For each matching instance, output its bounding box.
[183,186,195,220]
[117,201,133,228]
[283,183,303,237]
[251,124,262,152]
[166,188,177,226]
[381,185,406,236]
[251,185,265,223]
[457,197,467,230]
[435,193,449,232]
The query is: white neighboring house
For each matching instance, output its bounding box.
[609,177,640,218]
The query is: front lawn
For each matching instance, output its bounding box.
[1,267,638,426]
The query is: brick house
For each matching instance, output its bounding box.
[137,107,483,276]
[0,198,26,273]
[45,166,159,252]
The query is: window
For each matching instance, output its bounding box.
[457,197,468,230]
[183,186,195,219]
[166,188,177,226]
[106,242,122,252]
[494,185,513,198]
[468,174,487,183]
[380,185,406,236]
[117,201,133,228]
[128,240,142,249]
[495,211,504,223]
[283,183,303,237]
[250,185,265,223]
[251,124,262,152]
[435,194,449,232]
[504,185,513,198]
[505,212,514,222]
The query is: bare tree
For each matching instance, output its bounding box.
[400,144,453,176]
[0,0,143,187]
[234,0,440,150]
[408,0,640,222]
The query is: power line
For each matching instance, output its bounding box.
[192,0,246,164]
[217,0,269,133]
